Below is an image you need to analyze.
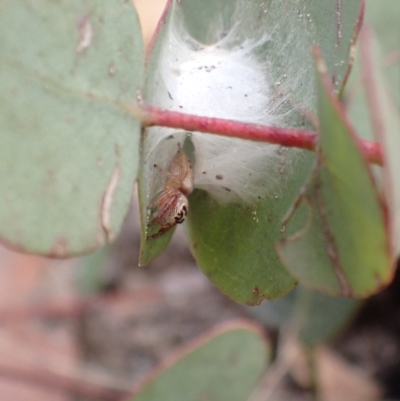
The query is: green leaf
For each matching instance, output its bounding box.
[359,29,400,260]
[130,322,270,401]
[344,54,375,143]
[365,0,400,53]
[364,0,400,108]
[138,0,181,266]
[0,1,144,256]
[140,0,362,302]
[276,52,391,297]
[186,161,311,303]
[344,4,400,261]
[249,285,360,346]
[293,286,360,345]
[345,1,400,139]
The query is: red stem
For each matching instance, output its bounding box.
[139,103,383,165]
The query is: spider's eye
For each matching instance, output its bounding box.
[174,204,188,224]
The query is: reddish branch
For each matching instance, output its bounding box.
[138,103,383,166]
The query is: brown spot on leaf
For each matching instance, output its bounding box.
[216,174,223,180]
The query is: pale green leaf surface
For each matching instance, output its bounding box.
[346,1,400,136]
[364,0,400,108]
[249,285,360,345]
[130,323,269,401]
[293,286,360,345]
[364,0,400,54]
[360,31,400,259]
[140,0,362,303]
[0,1,144,255]
[344,50,375,142]
[277,56,391,297]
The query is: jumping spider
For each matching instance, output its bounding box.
[146,144,194,240]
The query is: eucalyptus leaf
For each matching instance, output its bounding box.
[345,0,400,138]
[344,52,375,143]
[359,30,400,260]
[293,286,360,345]
[0,0,144,255]
[344,2,400,260]
[130,323,269,401]
[364,0,400,108]
[277,53,391,298]
[249,285,360,346]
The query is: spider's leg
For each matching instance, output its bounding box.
[148,188,175,211]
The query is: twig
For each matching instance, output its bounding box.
[137,103,383,166]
